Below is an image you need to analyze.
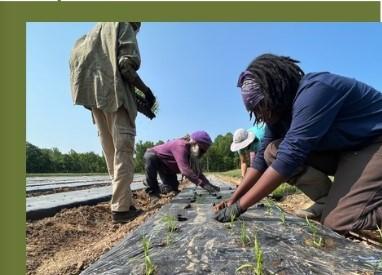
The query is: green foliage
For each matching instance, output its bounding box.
[162,215,177,246]
[240,222,251,246]
[236,233,263,275]
[272,183,298,198]
[134,140,155,173]
[142,235,155,275]
[26,142,107,173]
[305,217,324,248]
[220,169,242,179]
[280,211,286,225]
[162,215,177,233]
[201,133,239,172]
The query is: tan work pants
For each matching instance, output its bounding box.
[264,137,382,233]
[92,107,136,212]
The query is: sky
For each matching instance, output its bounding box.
[27,23,382,155]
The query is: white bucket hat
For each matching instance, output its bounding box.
[230,128,256,152]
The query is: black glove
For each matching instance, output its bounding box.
[144,87,156,109]
[214,201,244,223]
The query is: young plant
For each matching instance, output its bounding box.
[162,215,177,246]
[240,221,251,246]
[236,233,263,275]
[279,211,286,225]
[263,198,274,215]
[224,212,237,230]
[253,234,264,275]
[162,215,177,232]
[305,217,324,248]
[142,235,155,275]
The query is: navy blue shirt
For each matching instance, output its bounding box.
[253,72,382,178]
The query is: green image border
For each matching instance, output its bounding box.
[0,1,380,274]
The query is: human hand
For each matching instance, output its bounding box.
[214,201,244,223]
[212,199,233,213]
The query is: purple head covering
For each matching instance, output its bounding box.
[237,71,264,111]
[190,131,212,151]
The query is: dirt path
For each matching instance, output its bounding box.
[26,190,177,275]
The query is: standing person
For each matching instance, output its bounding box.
[230,125,265,179]
[70,22,157,224]
[144,131,220,197]
[214,53,382,234]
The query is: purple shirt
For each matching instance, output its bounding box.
[150,139,208,185]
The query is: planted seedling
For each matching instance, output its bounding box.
[142,235,155,275]
[162,215,177,246]
[305,217,324,248]
[236,233,263,275]
[240,221,251,247]
[225,212,237,230]
[279,211,286,225]
[263,198,274,215]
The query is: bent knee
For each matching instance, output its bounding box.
[264,139,282,166]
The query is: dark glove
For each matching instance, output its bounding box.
[201,181,220,193]
[144,87,156,109]
[214,201,244,223]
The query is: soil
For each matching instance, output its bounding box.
[26,190,177,275]
[26,176,381,275]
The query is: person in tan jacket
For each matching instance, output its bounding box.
[70,22,156,224]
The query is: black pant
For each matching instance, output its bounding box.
[144,151,179,193]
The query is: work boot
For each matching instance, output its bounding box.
[200,181,220,193]
[112,206,143,224]
[295,202,325,220]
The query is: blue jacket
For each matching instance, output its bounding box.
[253,72,382,178]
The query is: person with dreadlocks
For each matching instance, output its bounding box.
[143,131,220,198]
[214,53,382,234]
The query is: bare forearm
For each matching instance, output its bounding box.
[240,162,247,178]
[229,167,262,204]
[239,166,285,210]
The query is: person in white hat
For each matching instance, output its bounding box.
[231,125,265,179]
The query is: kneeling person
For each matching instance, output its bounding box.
[144,131,220,197]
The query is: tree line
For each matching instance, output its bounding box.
[26,133,240,173]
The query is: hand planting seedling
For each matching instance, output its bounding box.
[142,235,155,275]
[236,233,263,275]
[305,217,324,248]
[240,221,251,247]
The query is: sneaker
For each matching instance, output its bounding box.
[112,206,143,224]
[295,202,324,219]
[200,182,220,193]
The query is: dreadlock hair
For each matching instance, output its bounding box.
[246,54,304,124]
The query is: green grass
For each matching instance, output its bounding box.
[272,183,299,198]
[219,169,242,179]
[216,169,299,198]
[26,172,108,177]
